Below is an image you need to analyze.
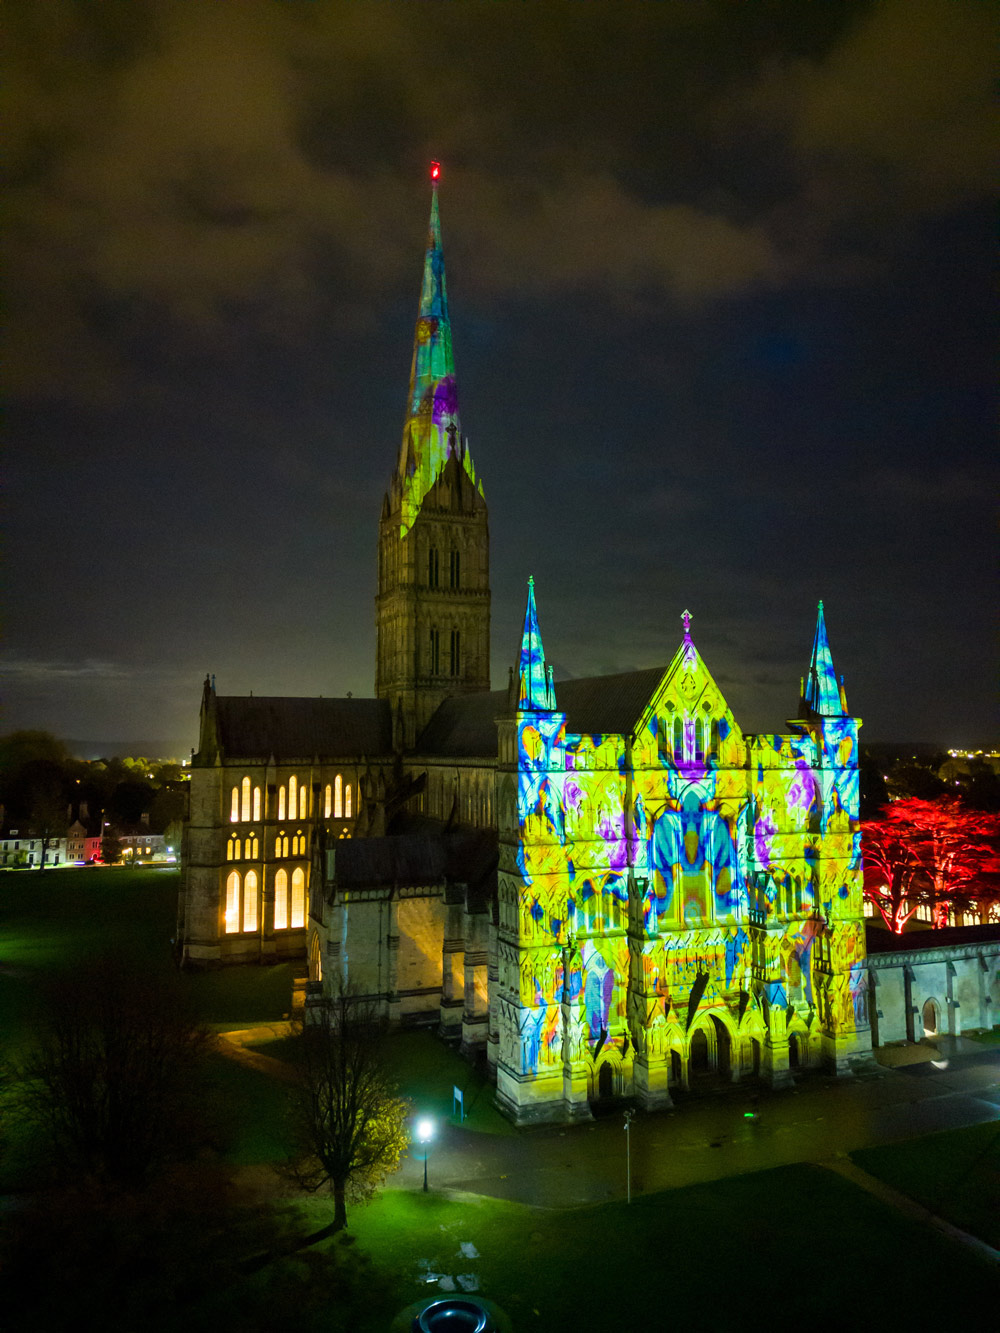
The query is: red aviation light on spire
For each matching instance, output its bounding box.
[430,161,441,182]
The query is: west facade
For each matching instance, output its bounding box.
[177,169,873,1120]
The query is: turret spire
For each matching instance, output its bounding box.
[804,600,847,716]
[518,577,554,710]
[397,163,476,536]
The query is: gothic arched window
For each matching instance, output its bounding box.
[243,870,258,932]
[253,786,261,821]
[334,775,343,818]
[278,785,286,822]
[345,784,353,818]
[241,776,251,822]
[324,784,332,818]
[291,868,306,929]
[289,776,298,822]
[274,869,289,930]
[230,787,239,823]
[224,871,240,934]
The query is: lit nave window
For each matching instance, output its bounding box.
[289,776,298,821]
[224,869,258,934]
[274,868,288,930]
[232,779,262,822]
[227,834,259,861]
[345,784,352,818]
[278,785,286,821]
[291,867,305,929]
[334,774,343,818]
[324,784,332,818]
[276,833,289,858]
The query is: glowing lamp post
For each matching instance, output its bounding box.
[623,1109,634,1204]
[417,1117,435,1192]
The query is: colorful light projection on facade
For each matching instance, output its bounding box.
[497,587,868,1113]
[397,164,481,536]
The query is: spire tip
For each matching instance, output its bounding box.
[430,160,441,183]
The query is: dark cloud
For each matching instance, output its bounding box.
[3,0,996,748]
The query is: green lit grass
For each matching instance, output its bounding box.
[852,1122,1000,1248]
[274,1162,1000,1332]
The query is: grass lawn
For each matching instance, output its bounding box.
[965,1027,1000,1046]
[232,1162,999,1333]
[852,1122,1000,1249]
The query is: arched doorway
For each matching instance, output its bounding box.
[690,1028,710,1074]
[711,1015,731,1079]
[671,1049,682,1084]
[922,998,939,1037]
[597,1061,614,1101]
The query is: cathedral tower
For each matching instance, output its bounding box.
[376,164,490,748]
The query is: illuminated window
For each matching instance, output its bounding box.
[694,719,705,762]
[253,786,261,821]
[430,628,440,674]
[241,776,251,822]
[300,781,309,818]
[428,546,439,588]
[673,716,683,757]
[233,837,241,861]
[334,774,343,818]
[449,549,460,589]
[324,784,332,818]
[243,870,258,932]
[276,833,289,858]
[289,776,298,822]
[274,869,288,930]
[291,868,305,929]
[224,871,240,934]
[248,834,258,860]
[710,720,720,759]
[793,876,802,913]
[450,628,461,676]
[863,898,874,918]
[345,784,353,818]
[226,837,235,862]
[230,787,239,822]
[278,785,286,821]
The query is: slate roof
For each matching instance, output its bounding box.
[415,667,667,758]
[329,820,497,909]
[213,696,393,761]
[867,922,1000,954]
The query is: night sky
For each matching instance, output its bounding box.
[5,1,996,754]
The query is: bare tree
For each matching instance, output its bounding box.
[19,956,210,1186]
[286,988,409,1234]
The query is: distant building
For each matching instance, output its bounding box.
[0,830,66,868]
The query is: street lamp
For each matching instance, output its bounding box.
[417,1117,435,1192]
[623,1109,634,1204]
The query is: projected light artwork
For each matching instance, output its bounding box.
[494,582,871,1123]
[397,162,482,537]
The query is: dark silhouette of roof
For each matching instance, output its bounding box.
[415,667,668,757]
[867,921,1000,954]
[214,696,393,761]
[329,820,497,909]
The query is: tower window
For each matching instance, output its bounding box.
[430,628,440,675]
[428,547,439,588]
[241,776,251,821]
[345,784,353,818]
[291,868,306,929]
[252,785,261,821]
[449,549,460,589]
[230,787,239,822]
[278,785,286,821]
[324,784,332,818]
[334,774,343,818]
[450,628,461,676]
[289,776,298,822]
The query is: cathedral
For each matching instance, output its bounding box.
[178,167,872,1123]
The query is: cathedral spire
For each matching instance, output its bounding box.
[803,600,847,716]
[518,577,554,710]
[397,162,476,536]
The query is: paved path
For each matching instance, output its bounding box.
[215,1022,1000,1258]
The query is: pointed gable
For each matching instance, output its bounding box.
[518,577,554,712]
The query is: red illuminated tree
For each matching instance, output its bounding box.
[863,798,1000,933]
